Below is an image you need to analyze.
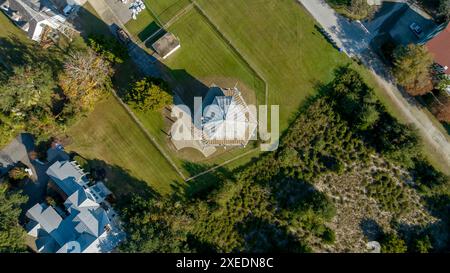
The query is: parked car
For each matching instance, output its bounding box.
[409,22,423,36]
[116,28,131,45]
[63,5,74,16]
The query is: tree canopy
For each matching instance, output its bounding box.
[380,233,408,253]
[0,184,28,253]
[125,77,173,112]
[393,44,434,96]
[431,94,450,123]
[59,49,113,112]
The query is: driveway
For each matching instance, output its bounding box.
[298,0,373,56]
[20,160,49,220]
[297,0,450,167]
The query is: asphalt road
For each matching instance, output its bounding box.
[298,0,450,168]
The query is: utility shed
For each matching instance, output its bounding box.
[152,32,181,59]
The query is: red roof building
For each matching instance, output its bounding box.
[426,23,450,74]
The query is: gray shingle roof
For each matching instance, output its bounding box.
[46,161,89,196]
[27,159,116,253]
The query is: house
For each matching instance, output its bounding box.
[200,86,257,147]
[170,86,257,157]
[152,32,181,59]
[426,23,450,75]
[25,159,124,253]
[0,0,77,42]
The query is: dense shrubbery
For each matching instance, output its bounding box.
[326,0,374,20]
[0,37,115,147]
[88,34,128,64]
[380,233,407,253]
[366,171,409,215]
[0,184,28,253]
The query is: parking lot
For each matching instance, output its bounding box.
[363,2,437,45]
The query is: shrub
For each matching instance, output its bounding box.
[381,233,407,253]
[88,34,128,64]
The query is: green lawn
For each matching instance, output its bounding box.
[164,8,265,105]
[0,13,28,38]
[126,0,190,40]
[195,0,349,130]
[127,0,349,131]
[66,96,182,195]
[121,0,351,178]
[68,4,184,195]
[126,7,266,176]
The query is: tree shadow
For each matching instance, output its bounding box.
[67,152,160,203]
[0,35,63,80]
[175,161,234,200]
[359,218,383,242]
[235,216,310,253]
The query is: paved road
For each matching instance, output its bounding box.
[298,0,450,167]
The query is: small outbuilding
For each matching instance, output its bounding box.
[152,32,181,59]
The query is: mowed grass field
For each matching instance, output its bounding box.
[66,96,182,195]
[125,5,267,174]
[164,8,265,105]
[195,0,349,130]
[126,0,190,40]
[124,0,351,175]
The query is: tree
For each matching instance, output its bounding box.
[59,49,113,111]
[125,77,173,112]
[393,44,434,96]
[358,103,380,130]
[431,94,450,123]
[8,167,28,182]
[348,0,371,18]
[380,233,407,253]
[118,195,191,253]
[0,184,28,253]
[413,235,433,253]
[436,74,450,93]
[88,34,128,64]
[0,64,54,119]
[438,0,450,20]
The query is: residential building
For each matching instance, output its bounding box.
[200,86,257,147]
[25,159,124,253]
[170,86,257,157]
[426,23,450,75]
[0,0,78,42]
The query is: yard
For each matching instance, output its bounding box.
[121,0,360,179]
[125,0,191,40]
[194,0,350,130]
[125,5,267,174]
[66,96,182,195]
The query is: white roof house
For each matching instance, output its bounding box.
[170,86,257,157]
[0,0,72,42]
[25,160,124,253]
[200,86,257,146]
